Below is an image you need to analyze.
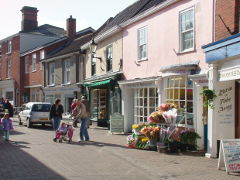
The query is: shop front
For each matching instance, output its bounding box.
[84,77,121,128]
[203,33,240,158]
[157,61,208,150]
[24,85,44,102]
[119,77,159,132]
[0,79,16,105]
[44,85,79,112]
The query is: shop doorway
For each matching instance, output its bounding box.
[235,82,240,138]
[202,86,208,151]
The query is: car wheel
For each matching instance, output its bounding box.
[26,118,32,128]
[18,116,23,125]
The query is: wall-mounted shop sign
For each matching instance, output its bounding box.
[219,66,240,81]
[218,139,240,174]
[125,81,156,88]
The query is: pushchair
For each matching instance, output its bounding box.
[53,122,73,143]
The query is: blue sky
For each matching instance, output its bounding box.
[0,0,137,39]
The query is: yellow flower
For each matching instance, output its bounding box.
[132,124,139,129]
[141,137,149,142]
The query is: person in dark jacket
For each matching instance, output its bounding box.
[4,99,13,117]
[50,99,64,131]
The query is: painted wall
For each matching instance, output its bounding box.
[85,32,123,79]
[122,0,213,80]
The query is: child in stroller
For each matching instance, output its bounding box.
[53,121,73,143]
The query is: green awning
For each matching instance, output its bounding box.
[84,79,112,87]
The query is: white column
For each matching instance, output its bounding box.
[206,64,218,158]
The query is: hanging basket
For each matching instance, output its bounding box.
[200,89,217,109]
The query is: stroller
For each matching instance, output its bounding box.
[53,122,73,143]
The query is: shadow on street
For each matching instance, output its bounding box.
[0,140,66,180]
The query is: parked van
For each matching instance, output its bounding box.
[18,102,52,128]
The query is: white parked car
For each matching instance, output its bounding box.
[18,102,52,128]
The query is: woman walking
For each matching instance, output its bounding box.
[73,100,89,141]
[50,99,64,131]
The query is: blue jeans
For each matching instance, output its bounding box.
[3,130,9,140]
[80,118,89,141]
[53,117,61,131]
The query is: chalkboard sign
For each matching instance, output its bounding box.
[110,113,124,133]
[218,139,240,174]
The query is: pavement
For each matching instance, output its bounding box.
[0,118,239,180]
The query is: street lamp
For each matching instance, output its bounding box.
[90,39,102,61]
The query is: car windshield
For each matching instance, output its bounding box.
[32,104,51,112]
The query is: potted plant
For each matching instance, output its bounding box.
[179,131,201,151]
[200,88,217,109]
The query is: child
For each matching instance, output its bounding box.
[1,113,13,141]
[53,122,67,143]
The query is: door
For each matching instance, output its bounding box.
[235,81,240,138]
[202,86,208,151]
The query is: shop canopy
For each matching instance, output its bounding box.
[84,79,112,87]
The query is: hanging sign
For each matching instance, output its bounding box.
[218,139,240,174]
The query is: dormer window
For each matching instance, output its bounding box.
[7,41,12,53]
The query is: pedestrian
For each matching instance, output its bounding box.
[81,95,90,128]
[53,121,68,143]
[70,99,78,113]
[0,113,13,141]
[73,99,89,141]
[50,99,64,131]
[4,99,13,117]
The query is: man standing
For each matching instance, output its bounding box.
[73,99,89,141]
[81,95,90,127]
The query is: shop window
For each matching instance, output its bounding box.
[180,7,195,52]
[134,88,158,123]
[90,89,107,120]
[137,26,147,60]
[106,45,113,72]
[164,76,193,126]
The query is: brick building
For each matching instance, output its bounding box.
[0,6,66,106]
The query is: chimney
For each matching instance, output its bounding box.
[66,15,76,39]
[21,6,38,32]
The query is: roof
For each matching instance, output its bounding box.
[94,0,168,37]
[46,32,94,59]
[24,24,66,37]
[95,0,151,37]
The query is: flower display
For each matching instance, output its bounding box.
[147,111,165,123]
[140,126,160,141]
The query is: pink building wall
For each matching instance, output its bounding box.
[123,0,214,80]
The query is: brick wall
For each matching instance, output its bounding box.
[215,0,239,41]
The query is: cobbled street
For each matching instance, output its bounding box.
[0,118,239,180]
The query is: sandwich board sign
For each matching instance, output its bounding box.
[218,139,240,174]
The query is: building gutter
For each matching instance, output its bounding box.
[81,0,179,50]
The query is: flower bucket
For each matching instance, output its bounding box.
[157,142,167,153]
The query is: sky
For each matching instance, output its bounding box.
[0,0,137,39]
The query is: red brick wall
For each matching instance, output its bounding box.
[215,0,239,41]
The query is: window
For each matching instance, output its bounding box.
[137,26,147,60]
[63,59,71,84]
[164,76,193,126]
[7,41,12,53]
[134,88,158,123]
[106,45,113,71]
[40,50,45,70]
[180,7,195,52]
[32,53,36,72]
[25,56,30,74]
[6,60,11,78]
[48,62,55,85]
[91,56,96,76]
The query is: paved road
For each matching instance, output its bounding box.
[0,119,239,180]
